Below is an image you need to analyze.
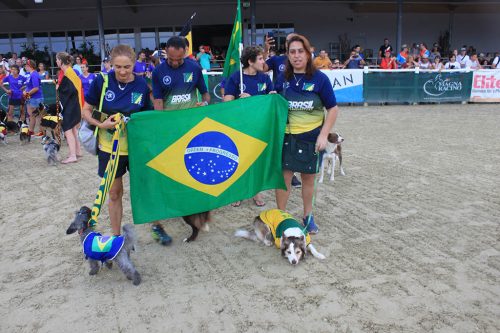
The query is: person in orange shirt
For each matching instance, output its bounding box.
[312,50,332,69]
[380,51,397,69]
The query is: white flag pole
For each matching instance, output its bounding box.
[239,42,244,95]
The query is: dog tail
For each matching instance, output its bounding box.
[234,229,258,241]
[122,224,138,252]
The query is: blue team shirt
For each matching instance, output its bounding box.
[3,75,26,100]
[79,73,96,97]
[266,55,287,82]
[152,58,207,110]
[276,70,336,134]
[25,71,43,99]
[224,71,274,97]
[134,61,147,75]
[85,73,151,117]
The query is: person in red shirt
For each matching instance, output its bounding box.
[380,51,397,69]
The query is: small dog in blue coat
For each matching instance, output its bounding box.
[66,206,141,285]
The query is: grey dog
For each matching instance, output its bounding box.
[41,136,59,165]
[66,206,141,285]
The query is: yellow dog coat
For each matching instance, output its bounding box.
[259,209,311,248]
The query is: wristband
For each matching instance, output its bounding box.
[202,101,208,106]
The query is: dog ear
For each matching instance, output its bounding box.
[66,224,77,234]
[300,235,307,258]
[280,236,287,256]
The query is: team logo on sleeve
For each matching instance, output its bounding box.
[183,72,193,83]
[279,64,286,72]
[162,75,172,85]
[131,92,143,105]
[257,83,267,92]
[302,83,315,91]
[105,90,116,102]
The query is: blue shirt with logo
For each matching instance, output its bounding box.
[4,75,26,100]
[152,58,207,110]
[275,70,337,134]
[25,71,43,99]
[79,73,96,97]
[266,55,287,82]
[85,73,151,117]
[224,71,274,98]
[134,61,147,75]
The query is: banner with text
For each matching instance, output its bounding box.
[470,69,500,102]
[321,69,364,103]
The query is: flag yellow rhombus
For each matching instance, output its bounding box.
[147,117,267,197]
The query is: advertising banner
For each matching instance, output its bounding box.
[470,69,500,102]
[417,72,472,102]
[322,69,364,103]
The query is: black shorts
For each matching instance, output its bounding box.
[98,150,129,178]
[9,99,22,106]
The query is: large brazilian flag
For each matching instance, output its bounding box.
[127,94,288,224]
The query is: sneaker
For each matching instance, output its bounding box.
[151,224,172,245]
[35,131,44,137]
[291,175,302,188]
[303,214,319,234]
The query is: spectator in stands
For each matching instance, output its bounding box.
[465,53,482,70]
[331,58,343,69]
[1,56,10,73]
[8,52,18,67]
[444,54,461,69]
[196,45,213,71]
[310,46,316,59]
[378,38,393,59]
[491,52,500,69]
[344,50,365,69]
[73,56,83,75]
[380,51,397,69]
[418,54,432,69]
[37,62,50,80]
[353,45,364,59]
[430,44,441,62]
[0,64,7,82]
[404,55,417,69]
[419,43,431,59]
[396,44,409,68]
[431,56,443,70]
[16,58,27,77]
[411,43,420,59]
[133,50,147,77]
[467,45,476,56]
[457,47,469,68]
[313,50,332,69]
[101,57,112,74]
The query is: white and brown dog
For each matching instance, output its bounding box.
[235,209,325,265]
[319,132,345,183]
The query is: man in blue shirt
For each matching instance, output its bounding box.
[263,33,297,82]
[224,46,275,207]
[133,51,147,77]
[150,36,210,245]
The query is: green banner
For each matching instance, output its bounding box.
[127,94,288,223]
[363,71,473,103]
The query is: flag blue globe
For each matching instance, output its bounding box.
[184,131,239,185]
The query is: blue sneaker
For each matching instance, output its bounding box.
[291,175,302,188]
[303,214,319,234]
[151,225,172,245]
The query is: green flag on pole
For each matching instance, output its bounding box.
[222,0,242,80]
[127,94,288,224]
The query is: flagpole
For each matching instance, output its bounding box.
[239,42,244,95]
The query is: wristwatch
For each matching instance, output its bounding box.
[201,101,209,106]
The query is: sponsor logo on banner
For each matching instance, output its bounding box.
[423,74,462,97]
[470,70,500,102]
[321,69,364,103]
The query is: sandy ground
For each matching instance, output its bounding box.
[1,103,499,333]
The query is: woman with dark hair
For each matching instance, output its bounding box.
[79,62,96,97]
[56,52,83,164]
[24,59,44,136]
[81,44,150,236]
[275,34,340,234]
[38,62,50,80]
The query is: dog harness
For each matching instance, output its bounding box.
[259,209,311,248]
[21,126,29,135]
[0,124,6,135]
[83,232,125,262]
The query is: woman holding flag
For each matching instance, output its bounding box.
[275,34,339,234]
[81,45,150,236]
[56,52,83,164]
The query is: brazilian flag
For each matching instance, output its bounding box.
[127,94,288,223]
[222,0,242,80]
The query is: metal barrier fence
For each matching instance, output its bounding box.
[2,69,498,113]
